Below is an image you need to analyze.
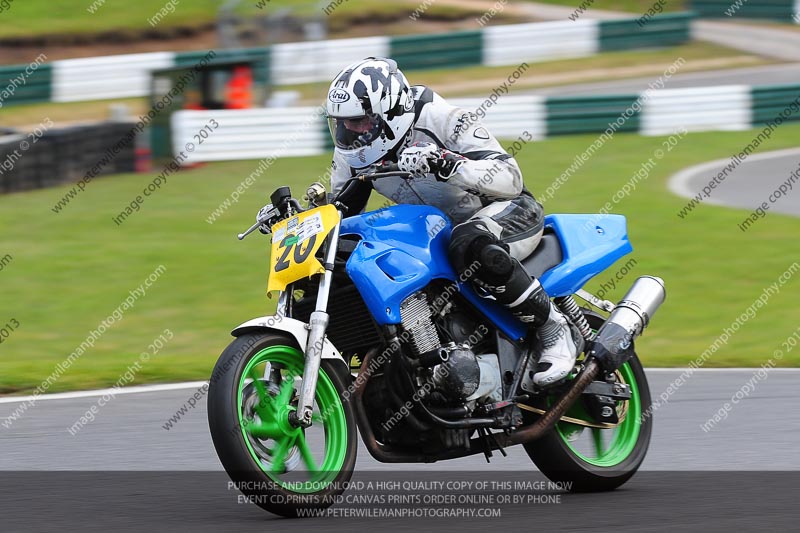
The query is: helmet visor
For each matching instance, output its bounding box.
[327,113,383,151]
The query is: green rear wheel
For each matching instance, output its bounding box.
[208,333,357,517]
[523,312,652,492]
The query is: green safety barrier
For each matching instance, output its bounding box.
[689,0,796,21]
[0,64,52,107]
[390,30,483,71]
[599,12,694,52]
[751,84,800,126]
[545,94,642,136]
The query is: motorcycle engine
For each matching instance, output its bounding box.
[399,290,502,406]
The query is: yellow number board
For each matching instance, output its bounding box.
[267,204,339,293]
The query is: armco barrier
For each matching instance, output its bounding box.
[546,94,641,136]
[271,36,390,85]
[4,83,796,192]
[171,107,328,163]
[751,84,800,126]
[169,82,800,164]
[482,20,599,66]
[689,0,798,22]
[170,96,548,165]
[641,85,752,135]
[52,52,176,103]
[390,31,483,71]
[0,64,52,107]
[599,13,694,51]
[0,13,694,107]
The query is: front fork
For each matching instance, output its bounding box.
[289,211,342,428]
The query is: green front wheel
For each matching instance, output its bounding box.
[207,333,357,517]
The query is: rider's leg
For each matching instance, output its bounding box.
[448,193,581,386]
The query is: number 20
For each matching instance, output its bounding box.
[274,234,317,272]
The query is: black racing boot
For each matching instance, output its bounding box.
[478,247,582,386]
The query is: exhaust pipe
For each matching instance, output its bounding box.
[587,275,666,373]
[354,277,666,456]
[497,276,667,446]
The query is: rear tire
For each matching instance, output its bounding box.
[523,312,652,492]
[207,333,357,516]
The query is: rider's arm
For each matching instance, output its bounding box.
[330,150,372,217]
[436,97,524,200]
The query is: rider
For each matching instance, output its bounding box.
[324,57,581,387]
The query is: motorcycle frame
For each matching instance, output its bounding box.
[231,190,656,458]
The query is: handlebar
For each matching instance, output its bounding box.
[357,162,412,182]
[326,163,415,212]
[239,163,415,240]
[238,213,271,240]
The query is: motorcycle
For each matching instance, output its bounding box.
[207,163,666,517]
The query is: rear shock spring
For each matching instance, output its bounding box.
[555,295,594,341]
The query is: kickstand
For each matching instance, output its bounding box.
[478,427,508,463]
[486,429,508,458]
[478,428,493,463]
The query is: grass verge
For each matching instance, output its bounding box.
[0,0,510,39]
[525,0,686,15]
[1,124,798,394]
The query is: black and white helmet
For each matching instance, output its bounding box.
[325,57,415,169]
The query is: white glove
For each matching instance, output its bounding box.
[398,142,466,181]
[398,142,440,177]
[256,204,279,234]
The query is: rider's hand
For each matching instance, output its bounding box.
[256,204,276,234]
[398,142,439,177]
[398,142,466,181]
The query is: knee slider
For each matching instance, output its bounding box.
[478,244,514,284]
[449,221,497,272]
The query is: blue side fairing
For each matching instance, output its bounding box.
[341,205,526,340]
[341,205,454,325]
[539,214,633,297]
[340,206,632,341]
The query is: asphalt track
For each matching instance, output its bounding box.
[4,152,800,530]
[669,147,800,217]
[529,63,800,96]
[2,369,799,531]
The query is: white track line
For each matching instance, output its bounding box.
[645,368,800,372]
[667,147,800,204]
[0,381,208,404]
[1,369,798,404]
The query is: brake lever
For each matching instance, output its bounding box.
[238,205,280,240]
[237,217,269,240]
[358,170,413,182]
[356,162,406,182]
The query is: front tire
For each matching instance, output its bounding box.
[523,313,652,492]
[207,333,357,517]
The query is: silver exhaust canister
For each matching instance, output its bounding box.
[587,276,666,372]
